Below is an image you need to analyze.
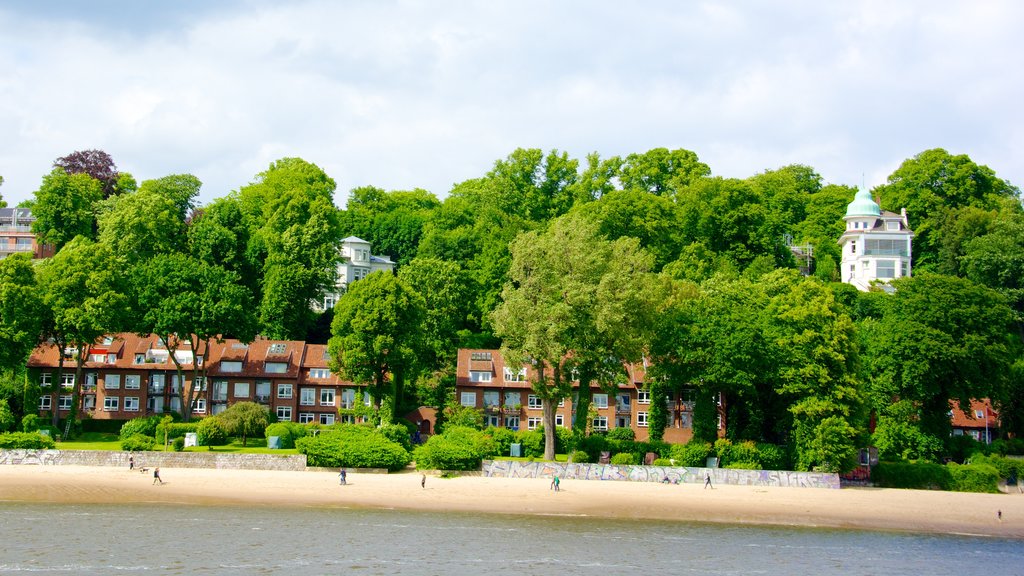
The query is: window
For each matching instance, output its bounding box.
[460,391,477,407]
[503,367,526,382]
[211,380,226,401]
[125,375,141,389]
[148,397,164,413]
[268,343,287,355]
[170,375,183,393]
[124,397,140,412]
[221,361,242,372]
[300,388,315,406]
[309,368,331,379]
[975,410,985,419]
[39,396,51,410]
[323,295,337,310]
[876,260,896,279]
[504,415,520,430]
[555,414,564,427]
[485,414,501,428]
[233,382,250,398]
[504,391,520,406]
[151,374,166,393]
[901,261,909,277]
[277,383,293,399]
[58,395,72,410]
[850,241,856,254]
[865,239,908,256]
[170,397,182,413]
[483,391,499,407]
[637,412,649,428]
[134,353,146,364]
[320,389,336,406]
[470,351,492,361]
[61,374,74,388]
[193,398,206,414]
[319,413,335,425]
[593,394,608,409]
[886,221,900,231]
[527,417,542,430]
[617,394,631,412]
[104,374,121,389]
[266,362,288,374]
[82,395,95,411]
[528,395,542,409]
[276,406,292,421]
[40,373,52,387]
[470,371,492,382]
[103,396,119,411]
[90,353,106,363]
[340,388,355,409]
[255,380,271,403]
[592,415,608,431]
[299,412,315,424]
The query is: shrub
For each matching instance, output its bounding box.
[577,434,611,462]
[163,423,199,441]
[515,430,545,458]
[379,423,413,452]
[172,437,185,452]
[755,443,788,470]
[120,434,156,452]
[969,454,1022,482]
[570,450,590,463]
[265,422,303,449]
[37,425,61,440]
[413,426,496,470]
[296,425,411,471]
[0,431,56,449]
[947,463,1000,493]
[990,438,1024,457]
[724,461,760,470]
[120,416,160,439]
[670,442,713,467]
[607,427,636,442]
[871,461,951,490]
[945,434,988,463]
[610,452,635,465]
[196,416,230,446]
[652,458,673,466]
[21,414,42,433]
[485,426,517,456]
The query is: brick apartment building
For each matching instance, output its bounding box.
[0,207,55,260]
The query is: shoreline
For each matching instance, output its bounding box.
[1,465,1022,539]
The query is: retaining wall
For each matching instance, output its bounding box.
[0,449,307,471]
[482,460,841,489]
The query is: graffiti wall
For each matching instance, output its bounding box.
[482,460,840,489]
[0,449,308,471]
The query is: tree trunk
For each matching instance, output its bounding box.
[543,400,557,461]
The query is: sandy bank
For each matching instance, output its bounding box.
[1,465,1021,538]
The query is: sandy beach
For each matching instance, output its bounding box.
[1,465,1022,539]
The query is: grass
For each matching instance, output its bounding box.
[57,433,298,455]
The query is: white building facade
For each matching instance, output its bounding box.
[839,188,914,291]
[322,236,395,309]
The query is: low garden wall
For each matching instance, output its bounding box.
[0,449,307,471]
[482,460,841,489]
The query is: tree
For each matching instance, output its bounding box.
[492,214,661,458]
[340,186,440,266]
[398,257,470,371]
[328,271,426,424]
[31,169,103,251]
[97,187,188,262]
[137,173,202,221]
[0,254,43,371]
[36,237,130,427]
[572,188,685,270]
[54,149,123,198]
[619,147,710,195]
[219,401,270,447]
[484,148,586,222]
[133,253,257,421]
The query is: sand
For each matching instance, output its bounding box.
[1,465,1022,538]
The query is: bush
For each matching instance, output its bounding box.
[196,416,230,447]
[607,427,636,442]
[265,422,308,449]
[652,458,673,466]
[515,430,545,458]
[947,463,1000,493]
[21,414,42,433]
[990,438,1024,457]
[120,434,156,452]
[414,426,497,470]
[610,452,635,465]
[871,461,951,490]
[945,434,988,463]
[37,425,60,440]
[0,431,56,449]
[577,434,611,463]
[379,423,413,452]
[120,416,160,439]
[724,461,760,470]
[570,450,590,463]
[161,423,199,441]
[969,454,1023,482]
[485,426,517,457]
[172,437,185,452]
[296,425,411,471]
[81,418,125,434]
[670,442,713,467]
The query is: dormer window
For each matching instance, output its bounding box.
[265,362,287,374]
[268,343,287,355]
[470,352,492,361]
[221,361,242,372]
[886,221,900,231]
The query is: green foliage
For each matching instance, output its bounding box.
[871,461,951,490]
[31,168,104,250]
[172,437,185,452]
[0,431,56,449]
[196,416,230,446]
[296,425,411,471]
[990,438,1024,456]
[607,427,636,441]
[379,423,413,452]
[610,452,635,465]
[21,414,41,433]
[219,402,270,446]
[413,426,495,470]
[670,442,713,467]
[947,463,1001,493]
[440,402,483,432]
[265,422,308,449]
[969,453,1023,481]
[945,434,988,463]
[514,429,545,458]
[872,416,943,462]
[652,457,673,466]
[120,416,160,439]
[724,461,760,470]
[485,426,516,456]
[120,434,156,452]
[570,450,590,463]
[0,399,14,432]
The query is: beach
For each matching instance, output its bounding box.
[1,464,1022,539]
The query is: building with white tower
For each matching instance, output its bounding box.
[839,188,914,291]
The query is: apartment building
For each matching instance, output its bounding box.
[0,207,54,260]
[27,334,367,424]
[455,349,718,443]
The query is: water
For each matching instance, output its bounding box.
[0,502,1021,575]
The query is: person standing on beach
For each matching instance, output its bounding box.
[128,455,134,471]
[339,468,347,485]
[554,475,560,492]
[153,467,163,485]
[704,473,713,489]
[421,473,426,489]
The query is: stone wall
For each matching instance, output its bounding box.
[482,460,841,489]
[0,449,307,471]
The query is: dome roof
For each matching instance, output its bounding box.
[845,187,881,217]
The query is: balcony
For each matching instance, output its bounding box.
[255,395,270,404]
[615,404,632,415]
[501,405,521,415]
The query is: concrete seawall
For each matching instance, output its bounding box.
[482,459,841,489]
[0,449,307,471]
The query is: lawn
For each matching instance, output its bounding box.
[58,433,298,455]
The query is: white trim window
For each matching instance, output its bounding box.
[193,398,207,414]
[124,375,141,390]
[320,389,335,406]
[39,395,52,410]
[528,395,542,409]
[40,373,52,387]
[637,390,650,404]
[637,412,649,428]
[233,382,250,398]
[221,361,243,372]
[124,396,140,412]
[555,414,564,427]
[104,374,120,390]
[319,413,335,425]
[103,396,119,411]
[276,406,292,421]
[59,395,73,410]
[504,415,520,429]
[61,374,75,388]
[265,362,288,374]
[299,412,315,424]
[277,383,293,399]
[527,417,542,430]
[309,368,331,379]
[460,391,477,407]
[470,371,492,383]
[300,388,315,406]
[593,394,609,409]
[592,415,608,432]
[503,367,526,382]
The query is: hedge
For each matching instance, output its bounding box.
[196,417,230,446]
[296,425,411,471]
[120,416,160,439]
[947,463,1000,493]
[414,426,497,470]
[120,434,157,452]
[265,422,308,449]
[0,431,57,449]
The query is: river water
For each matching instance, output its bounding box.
[0,502,1021,575]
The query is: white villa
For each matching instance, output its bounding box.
[322,236,395,309]
[839,188,914,291]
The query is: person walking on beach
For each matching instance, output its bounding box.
[421,473,426,489]
[704,473,713,489]
[153,467,163,485]
[554,475,560,492]
[339,468,347,485]
[128,455,134,471]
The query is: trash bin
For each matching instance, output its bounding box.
[267,436,281,449]
[510,443,521,457]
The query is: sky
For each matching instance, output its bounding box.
[1,1,1021,209]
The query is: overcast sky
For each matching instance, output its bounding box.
[1,1,1021,208]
